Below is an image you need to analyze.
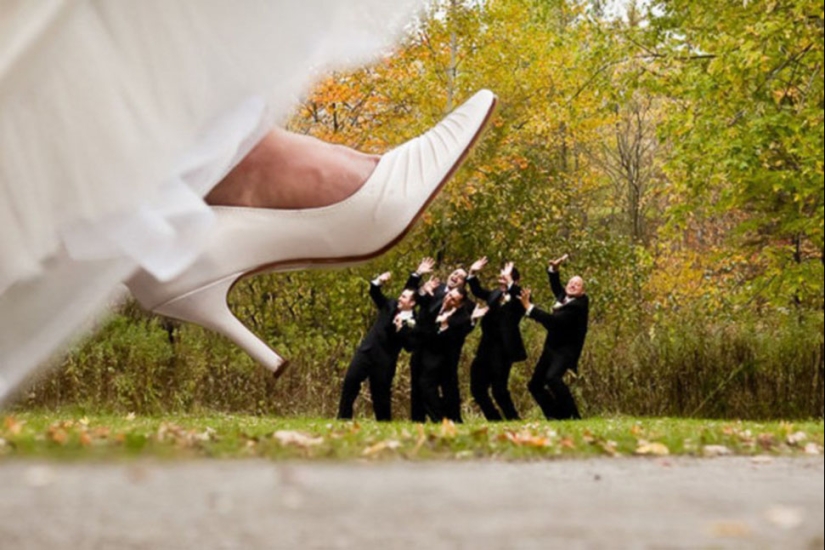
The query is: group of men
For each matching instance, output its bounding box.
[336,254,589,423]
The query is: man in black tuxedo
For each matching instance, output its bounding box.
[405,262,472,422]
[467,258,527,421]
[337,271,417,421]
[414,285,486,423]
[519,254,589,420]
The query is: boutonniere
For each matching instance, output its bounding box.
[501,294,512,304]
[553,301,564,310]
[405,318,416,329]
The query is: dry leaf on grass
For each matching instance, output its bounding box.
[362,440,401,457]
[500,430,551,448]
[786,432,808,446]
[439,419,458,439]
[273,430,324,448]
[4,417,25,435]
[804,443,822,456]
[48,426,68,445]
[703,445,732,457]
[635,441,670,456]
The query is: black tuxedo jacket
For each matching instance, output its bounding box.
[405,273,474,366]
[355,282,415,368]
[527,270,589,373]
[468,276,528,363]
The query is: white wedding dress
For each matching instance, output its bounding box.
[0,0,428,402]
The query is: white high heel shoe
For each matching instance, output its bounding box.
[127,89,498,376]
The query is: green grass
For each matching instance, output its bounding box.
[0,412,822,462]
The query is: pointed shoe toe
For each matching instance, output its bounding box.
[127,89,498,373]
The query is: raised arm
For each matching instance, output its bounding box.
[519,287,554,330]
[468,275,494,303]
[468,256,496,303]
[547,254,568,301]
[369,272,392,310]
[406,257,436,290]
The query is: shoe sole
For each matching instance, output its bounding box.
[235,94,499,286]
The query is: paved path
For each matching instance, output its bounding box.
[0,457,822,549]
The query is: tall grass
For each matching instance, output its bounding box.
[14,284,823,421]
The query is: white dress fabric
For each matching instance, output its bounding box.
[0,0,428,402]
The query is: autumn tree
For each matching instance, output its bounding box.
[639,0,824,309]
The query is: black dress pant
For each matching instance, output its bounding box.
[527,355,581,420]
[409,353,427,423]
[337,353,395,421]
[418,351,463,423]
[471,345,520,421]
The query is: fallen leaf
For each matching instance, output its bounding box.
[804,443,822,456]
[559,437,576,450]
[600,440,620,457]
[195,427,217,442]
[751,455,774,465]
[48,427,68,445]
[502,430,551,448]
[703,445,732,457]
[4,417,24,435]
[79,432,92,447]
[93,427,111,438]
[636,441,670,456]
[362,440,401,457]
[786,432,808,446]
[126,412,136,422]
[439,419,458,439]
[757,434,777,450]
[273,430,324,448]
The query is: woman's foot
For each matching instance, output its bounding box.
[205,128,379,210]
[129,90,498,377]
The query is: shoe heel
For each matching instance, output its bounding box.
[153,275,288,377]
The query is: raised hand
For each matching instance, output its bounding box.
[377,272,392,285]
[469,257,488,275]
[548,254,569,271]
[417,257,436,276]
[436,307,456,327]
[518,288,532,310]
[501,261,515,285]
[471,304,489,322]
[422,276,441,296]
[394,315,405,332]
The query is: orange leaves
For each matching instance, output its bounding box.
[635,441,671,456]
[4,416,24,435]
[499,429,552,448]
[39,419,118,448]
[362,439,402,457]
[47,424,69,446]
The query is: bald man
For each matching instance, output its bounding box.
[519,255,589,420]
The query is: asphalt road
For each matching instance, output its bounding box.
[0,457,822,549]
